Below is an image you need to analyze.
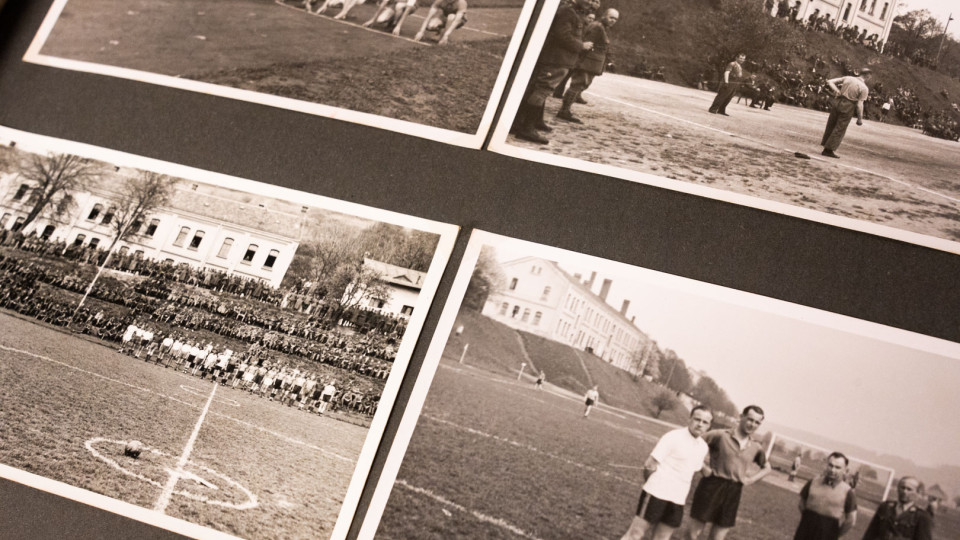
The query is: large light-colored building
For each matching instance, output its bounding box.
[775,0,900,45]
[0,166,300,288]
[359,258,424,319]
[481,256,653,371]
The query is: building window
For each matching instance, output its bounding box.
[87,203,104,221]
[89,238,101,249]
[11,216,25,232]
[145,218,160,237]
[859,0,866,10]
[129,218,143,234]
[499,302,508,315]
[135,250,144,258]
[217,238,233,258]
[242,244,258,264]
[868,0,876,14]
[0,213,10,229]
[173,226,189,247]
[118,246,129,255]
[188,230,205,250]
[12,184,29,201]
[880,2,888,19]
[843,3,852,21]
[369,298,386,309]
[511,305,520,318]
[521,308,530,322]
[401,305,414,316]
[264,249,279,269]
[41,225,55,239]
[101,206,116,225]
[534,312,542,326]
[509,277,518,290]
[73,234,86,246]
[541,286,551,301]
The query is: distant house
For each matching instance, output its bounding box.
[361,258,424,319]
[481,256,653,371]
[772,0,900,47]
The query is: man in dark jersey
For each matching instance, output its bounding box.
[511,0,595,144]
[862,477,933,540]
[794,452,858,540]
[709,53,746,116]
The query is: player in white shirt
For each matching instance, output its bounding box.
[621,406,713,540]
[120,322,137,354]
[299,375,318,410]
[583,385,600,417]
[318,381,338,414]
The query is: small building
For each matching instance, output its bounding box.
[774,0,900,46]
[360,258,424,319]
[481,256,653,371]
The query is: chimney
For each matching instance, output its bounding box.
[599,279,613,301]
[573,273,582,281]
[585,271,597,290]
[620,299,630,316]
[631,316,636,324]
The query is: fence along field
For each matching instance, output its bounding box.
[376,311,960,539]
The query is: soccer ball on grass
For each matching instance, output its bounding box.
[124,440,144,459]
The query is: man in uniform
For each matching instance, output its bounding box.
[862,476,933,540]
[820,68,871,158]
[557,8,619,124]
[511,0,595,144]
[793,452,858,540]
[686,405,772,540]
[621,406,713,540]
[709,54,746,116]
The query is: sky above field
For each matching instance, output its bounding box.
[900,0,958,38]
[489,240,960,469]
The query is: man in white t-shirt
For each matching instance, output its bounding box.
[621,405,713,540]
[318,381,338,414]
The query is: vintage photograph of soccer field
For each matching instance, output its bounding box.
[489,0,960,252]
[0,128,457,539]
[359,230,960,540]
[22,0,535,147]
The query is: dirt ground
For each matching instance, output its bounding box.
[509,75,960,244]
[38,0,524,133]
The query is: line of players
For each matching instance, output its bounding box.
[297,0,468,45]
[118,322,377,416]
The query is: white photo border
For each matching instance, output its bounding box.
[0,126,460,540]
[487,0,960,255]
[22,0,540,149]
[356,228,960,538]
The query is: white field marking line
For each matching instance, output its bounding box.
[274,0,428,46]
[154,381,218,513]
[407,13,506,36]
[608,463,644,470]
[421,413,640,486]
[180,384,240,407]
[586,91,960,206]
[396,479,545,540]
[84,438,258,510]
[0,345,354,463]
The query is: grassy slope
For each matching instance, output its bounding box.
[449,310,689,423]
[603,0,960,122]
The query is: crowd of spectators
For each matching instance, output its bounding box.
[0,232,414,419]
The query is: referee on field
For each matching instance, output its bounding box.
[686,405,771,540]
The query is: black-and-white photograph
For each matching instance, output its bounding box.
[22,0,536,147]
[360,230,960,540]
[490,0,960,252]
[0,128,457,539]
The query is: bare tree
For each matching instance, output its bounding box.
[336,262,392,314]
[71,171,176,319]
[16,153,99,231]
[650,388,678,418]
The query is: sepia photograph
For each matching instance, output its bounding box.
[22,0,536,147]
[360,230,960,540]
[0,127,457,539]
[489,0,960,253]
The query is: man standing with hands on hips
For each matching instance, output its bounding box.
[820,68,871,159]
[686,405,772,540]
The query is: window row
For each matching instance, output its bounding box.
[498,302,543,326]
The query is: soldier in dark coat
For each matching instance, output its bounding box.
[511,0,595,144]
[557,8,619,123]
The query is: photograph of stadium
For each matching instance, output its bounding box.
[22,0,536,147]
[0,127,457,539]
[359,230,960,540]
[489,0,960,252]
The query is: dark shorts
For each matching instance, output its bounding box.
[637,491,684,529]
[322,394,332,402]
[312,389,322,400]
[585,398,595,406]
[291,385,302,394]
[690,475,743,528]
[254,374,264,383]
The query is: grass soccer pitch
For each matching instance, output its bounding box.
[510,75,960,245]
[36,0,523,133]
[377,357,960,539]
[0,312,368,539]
